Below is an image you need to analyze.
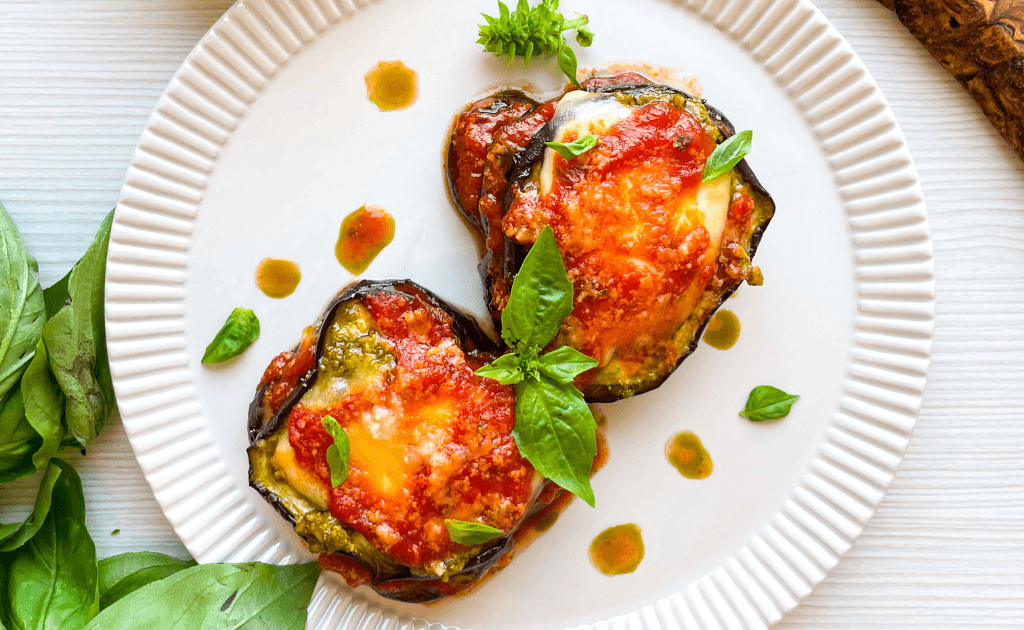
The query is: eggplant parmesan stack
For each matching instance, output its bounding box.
[248,280,573,603]
[447,72,776,402]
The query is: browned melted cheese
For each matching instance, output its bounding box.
[286,292,536,568]
[503,95,732,384]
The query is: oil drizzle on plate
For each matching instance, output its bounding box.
[589,524,644,576]
[666,431,713,479]
[703,309,740,350]
[365,61,418,111]
[256,258,301,298]
[336,205,395,274]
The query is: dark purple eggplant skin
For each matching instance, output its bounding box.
[497,76,777,403]
[247,279,542,603]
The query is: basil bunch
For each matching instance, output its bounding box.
[477,0,594,88]
[0,204,115,486]
[0,458,320,630]
[476,226,599,506]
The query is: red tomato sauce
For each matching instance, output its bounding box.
[287,292,533,568]
[477,101,558,310]
[259,328,317,416]
[335,205,395,275]
[448,95,535,224]
[503,100,717,376]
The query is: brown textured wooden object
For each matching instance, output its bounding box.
[889,0,1024,161]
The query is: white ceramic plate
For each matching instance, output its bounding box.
[105,0,934,628]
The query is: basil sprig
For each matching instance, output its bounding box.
[444,519,504,545]
[201,307,260,364]
[321,416,350,487]
[740,385,800,421]
[477,0,594,89]
[702,129,753,181]
[545,135,599,161]
[475,226,599,506]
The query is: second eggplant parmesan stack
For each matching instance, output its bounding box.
[248,281,572,603]
[446,72,775,402]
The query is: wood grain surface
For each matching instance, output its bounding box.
[881,0,1024,162]
[0,0,1022,628]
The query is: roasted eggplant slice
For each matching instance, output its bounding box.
[447,92,537,227]
[448,73,775,402]
[248,280,570,603]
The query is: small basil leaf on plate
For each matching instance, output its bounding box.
[321,416,350,487]
[98,552,197,609]
[501,226,573,351]
[474,352,524,385]
[85,562,320,630]
[545,134,599,161]
[3,458,99,629]
[444,519,505,545]
[513,377,596,507]
[740,385,800,421]
[702,129,753,181]
[201,307,260,364]
[537,346,598,384]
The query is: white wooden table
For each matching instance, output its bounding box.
[1,0,1022,627]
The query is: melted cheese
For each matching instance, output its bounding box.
[540,92,632,197]
[272,436,329,510]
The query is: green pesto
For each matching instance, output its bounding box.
[318,301,395,380]
[611,91,722,141]
[300,301,395,409]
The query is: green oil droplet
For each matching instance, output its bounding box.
[666,431,713,479]
[589,524,644,576]
[703,309,740,350]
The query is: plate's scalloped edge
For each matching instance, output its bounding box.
[104,0,934,627]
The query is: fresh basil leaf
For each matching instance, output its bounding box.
[0,202,46,406]
[42,269,70,320]
[513,377,596,506]
[702,130,752,181]
[478,0,593,70]
[444,519,504,545]
[98,552,197,609]
[501,226,573,350]
[2,458,99,629]
[201,307,260,364]
[545,134,599,161]
[537,346,598,384]
[321,416,350,487]
[41,210,115,447]
[0,390,38,484]
[474,352,524,385]
[84,562,320,630]
[557,38,582,88]
[0,522,17,546]
[21,338,63,471]
[0,459,64,552]
[739,385,800,422]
